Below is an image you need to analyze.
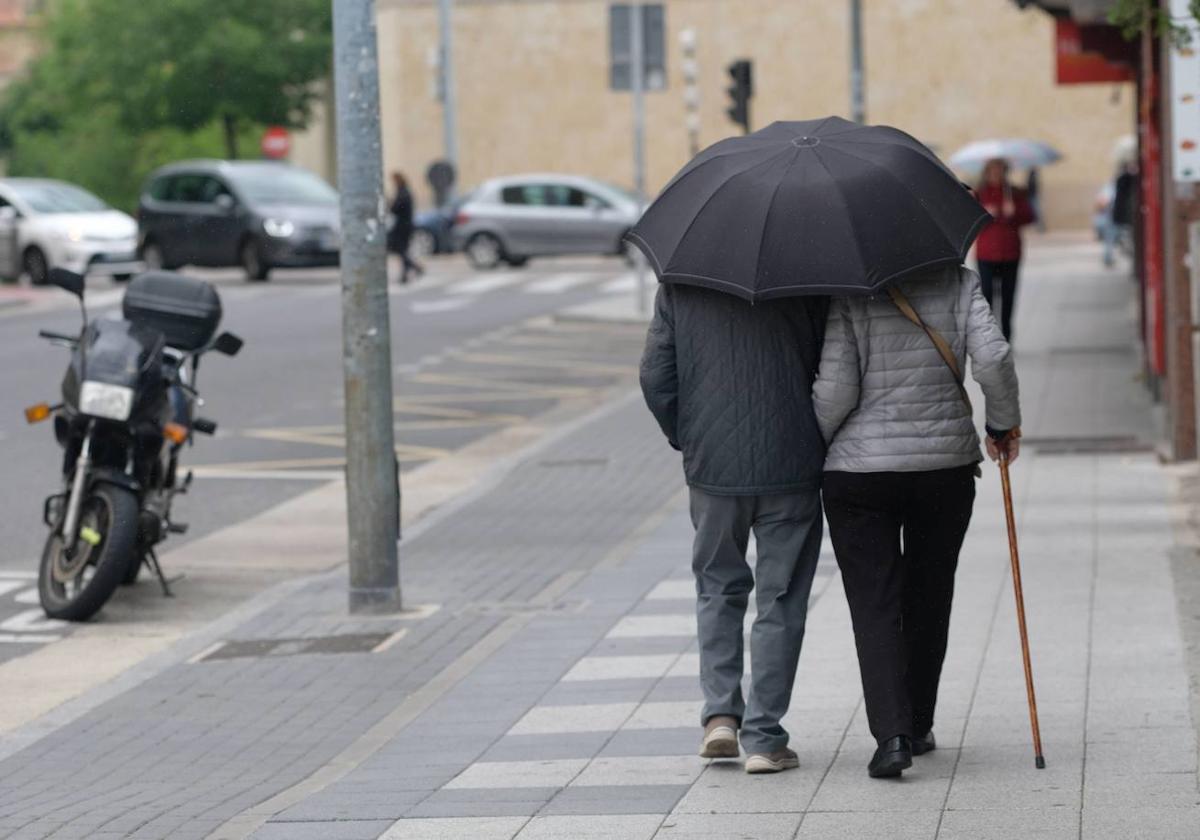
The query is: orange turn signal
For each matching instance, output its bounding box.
[24,403,52,424]
[163,422,189,445]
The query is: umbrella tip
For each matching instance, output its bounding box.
[1035,755,1046,770]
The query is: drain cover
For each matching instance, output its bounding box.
[197,632,394,662]
[1025,435,1152,455]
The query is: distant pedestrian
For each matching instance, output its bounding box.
[1105,161,1137,268]
[640,284,829,775]
[813,264,1021,779]
[388,172,424,284]
[974,158,1034,341]
[1026,167,1044,232]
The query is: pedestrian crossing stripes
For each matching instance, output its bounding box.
[405,269,637,314]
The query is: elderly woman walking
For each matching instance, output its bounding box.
[813,264,1021,779]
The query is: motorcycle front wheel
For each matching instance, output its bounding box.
[39,484,138,622]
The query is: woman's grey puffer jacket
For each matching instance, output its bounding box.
[813,265,1020,473]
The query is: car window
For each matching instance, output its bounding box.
[170,174,210,204]
[581,192,611,209]
[199,177,232,204]
[147,176,172,202]
[6,182,107,213]
[229,166,337,206]
[501,186,526,205]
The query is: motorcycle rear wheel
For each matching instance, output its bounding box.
[39,485,138,622]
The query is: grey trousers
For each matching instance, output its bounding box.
[690,487,823,754]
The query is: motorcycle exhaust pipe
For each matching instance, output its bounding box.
[61,425,94,556]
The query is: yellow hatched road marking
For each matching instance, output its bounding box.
[453,352,632,376]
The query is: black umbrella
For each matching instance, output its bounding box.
[626,116,990,301]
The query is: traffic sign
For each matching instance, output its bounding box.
[261,126,291,160]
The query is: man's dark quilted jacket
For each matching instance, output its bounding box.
[639,283,829,496]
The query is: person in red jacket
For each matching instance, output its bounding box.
[974,158,1035,341]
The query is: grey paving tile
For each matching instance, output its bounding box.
[1081,806,1200,840]
[380,816,527,840]
[250,820,395,840]
[599,728,697,757]
[517,814,663,839]
[481,732,612,762]
[541,784,689,815]
[655,812,802,839]
[938,808,1079,840]
[796,811,940,840]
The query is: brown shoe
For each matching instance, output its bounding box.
[699,715,739,759]
[745,748,799,774]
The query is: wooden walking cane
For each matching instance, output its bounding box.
[996,433,1046,769]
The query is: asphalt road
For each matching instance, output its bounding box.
[0,256,648,652]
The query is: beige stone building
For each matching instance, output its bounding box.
[292,0,1134,228]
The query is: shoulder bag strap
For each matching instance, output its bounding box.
[887,285,973,414]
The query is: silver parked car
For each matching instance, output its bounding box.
[452,175,640,269]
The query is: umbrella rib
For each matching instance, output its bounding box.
[819,144,966,255]
[752,147,801,285]
[809,146,871,284]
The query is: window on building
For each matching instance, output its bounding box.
[609,4,666,92]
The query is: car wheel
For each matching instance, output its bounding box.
[410,229,436,260]
[112,274,133,283]
[504,256,529,268]
[465,233,504,270]
[240,237,270,282]
[23,247,49,286]
[141,240,171,271]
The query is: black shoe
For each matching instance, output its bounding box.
[912,731,936,756]
[868,735,913,779]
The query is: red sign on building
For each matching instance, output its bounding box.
[1056,19,1135,85]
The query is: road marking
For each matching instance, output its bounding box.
[455,352,632,376]
[410,298,470,314]
[601,274,636,294]
[14,588,39,605]
[446,273,523,295]
[525,273,596,294]
[0,609,68,634]
[0,581,25,597]
[370,628,409,653]
[0,570,36,580]
[0,633,60,644]
[192,470,345,481]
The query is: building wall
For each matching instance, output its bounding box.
[310,0,1137,229]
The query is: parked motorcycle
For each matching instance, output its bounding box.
[24,268,241,621]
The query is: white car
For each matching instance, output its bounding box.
[0,178,143,285]
[452,175,642,269]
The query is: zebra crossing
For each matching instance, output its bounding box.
[405,268,639,313]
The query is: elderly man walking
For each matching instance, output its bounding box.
[640,284,829,774]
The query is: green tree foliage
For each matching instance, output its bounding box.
[1109,0,1200,45]
[0,0,330,209]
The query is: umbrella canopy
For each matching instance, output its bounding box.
[626,116,990,302]
[948,138,1063,174]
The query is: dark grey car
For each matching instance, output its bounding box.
[137,160,340,281]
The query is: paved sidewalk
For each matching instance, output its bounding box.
[0,236,1197,839]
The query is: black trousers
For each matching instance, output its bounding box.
[977,259,1020,341]
[823,466,976,743]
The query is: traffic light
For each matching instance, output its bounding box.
[726,59,753,134]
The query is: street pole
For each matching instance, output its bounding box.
[332,0,401,615]
[631,2,649,315]
[849,0,865,124]
[437,0,459,184]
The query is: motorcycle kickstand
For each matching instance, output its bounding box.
[145,548,176,598]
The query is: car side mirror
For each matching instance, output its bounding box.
[48,268,85,299]
[214,194,236,213]
[212,332,243,356]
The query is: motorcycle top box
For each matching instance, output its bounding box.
[122,271,222,352]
